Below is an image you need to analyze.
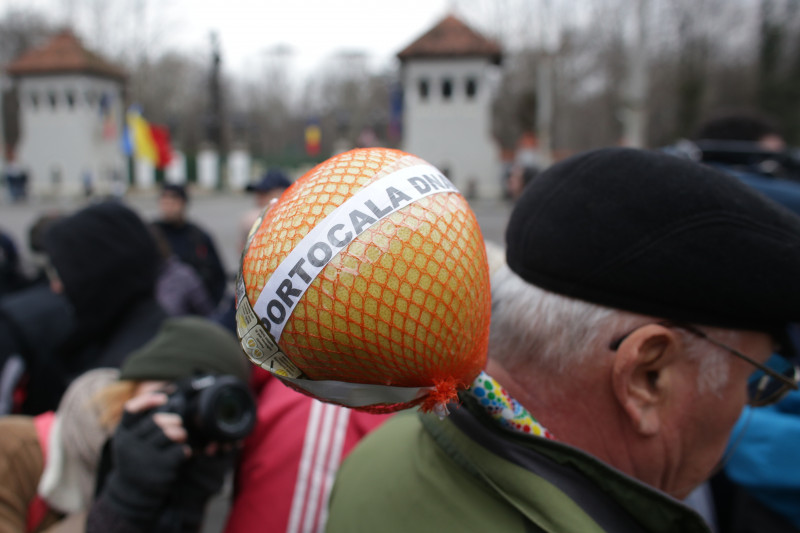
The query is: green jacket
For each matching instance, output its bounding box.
[327,395,712,533]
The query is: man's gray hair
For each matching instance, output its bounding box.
[489,266,732,393]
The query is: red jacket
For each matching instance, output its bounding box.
[224,368,390,533]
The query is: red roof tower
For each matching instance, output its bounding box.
[397,15,502,65]
[6,30,125,80]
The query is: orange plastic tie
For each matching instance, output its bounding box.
[419,377,460,415]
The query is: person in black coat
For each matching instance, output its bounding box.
[23,200,169,414]
[152,184,228,308]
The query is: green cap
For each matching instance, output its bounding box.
[120,317,251,383]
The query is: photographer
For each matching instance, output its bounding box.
[0,315,253,533]
[86,316,253,533]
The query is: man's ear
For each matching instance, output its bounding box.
[611,325,680,436]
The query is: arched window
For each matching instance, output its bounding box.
[466,78,478,99]
[442,78,453,100]
[418,78,429,100]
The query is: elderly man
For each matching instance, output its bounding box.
[325,147,800,533]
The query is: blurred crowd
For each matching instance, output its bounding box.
[0,111,800,533]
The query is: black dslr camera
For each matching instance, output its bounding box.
[157,374,256,447]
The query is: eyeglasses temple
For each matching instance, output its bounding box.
[679,324,799,391]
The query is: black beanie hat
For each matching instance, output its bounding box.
[506,147,800,333]
[120,316,251,383]
[42,201,160,324]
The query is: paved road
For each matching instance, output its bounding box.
[0,190,514,281]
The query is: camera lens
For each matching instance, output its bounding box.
[214,388,249,431]
[194,376,256,442]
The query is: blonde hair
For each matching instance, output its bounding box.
[94,380,139,431]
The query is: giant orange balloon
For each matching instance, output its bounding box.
[236,148,490,413]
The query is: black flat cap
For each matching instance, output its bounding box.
[506,147,800,333]
[161,183,188,202]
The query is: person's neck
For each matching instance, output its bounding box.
[484,359,639,475]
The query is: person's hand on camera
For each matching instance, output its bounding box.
[94,391,189,528]
[88,390,239,533]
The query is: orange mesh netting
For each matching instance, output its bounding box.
[241,148,491,410]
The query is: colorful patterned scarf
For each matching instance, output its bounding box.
[468,371,555,440]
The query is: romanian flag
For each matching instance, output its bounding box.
[305,121,321,156]
[150,125,173,168]
[125,107,173,169]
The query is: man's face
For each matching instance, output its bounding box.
[759,134,786,153]
[159,192,186,223]
[664,330,774,498]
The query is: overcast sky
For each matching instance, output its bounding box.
[1,0,465,81]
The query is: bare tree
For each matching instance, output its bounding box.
[0,8,54,153]
[0,8,53,66]
[233,45,299,158]
[756,0,800,143]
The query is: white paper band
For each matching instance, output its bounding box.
[280,375,434,408]
[252,163,458,342]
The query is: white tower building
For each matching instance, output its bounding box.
[6,31,126,197]
[397,15,503,199]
